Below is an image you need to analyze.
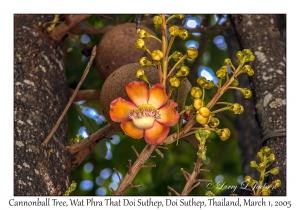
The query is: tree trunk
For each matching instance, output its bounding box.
[230,14,286,195]
[14,14,71,195]
[223,22,261,183]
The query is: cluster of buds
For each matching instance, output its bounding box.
[195,129,210,160]
[244,146,281,195]
[197,77,215,89]
[236,49,255,65]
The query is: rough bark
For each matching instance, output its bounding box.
[230,14,286,195]
[222,23,261,180]
[14,14,71,195]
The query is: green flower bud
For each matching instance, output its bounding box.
[135,39,146,49]
[170,77,180,88]
[224,58,232,66]
[169,25,180,36]
[249,55,255,61]
[138,30,149,39]
[216,69,227,79]
[231,79,239,87]
[247,69,254,76]
[176,66,190,77]
[269,167,279,175]
[272,179,281,188]
[171,51,183,61]
[261,188,271,196]
[197,77,207,86]
[258,162,266,171]
[190,87,202,98]
[257,151,264,161]
[179,29,189,40]
[269,153,276,162]
[232,103,244,114]
[136,69,145,78]
[139,57,153,67]
[250,160,258,168]
[242,65,251,73]
[244,175,252,184]
[236,51,243,59]
[262,146,271,156]
[175,14,185,19]
[241,88,252,98]
[216,128,231,141]
[196,107,211,125]
[151,50,163,61]
[193,98,205,110]
[153,15,162,25]
[242,49,252,56]
[209,117,220,128]
[205,191,215,196]
[202,80,215,89]
[187,47,198,59]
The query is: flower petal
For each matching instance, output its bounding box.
[144,121,169,144]
[156,101,179,126]
[126,81,149,106]
[121,121,144,139]
[110,98,136,122]
[148,83,168,109]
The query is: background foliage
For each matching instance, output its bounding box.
[65,14,243,196]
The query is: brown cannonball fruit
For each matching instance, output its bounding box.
[96,23,161,79]
[100,63,159,132]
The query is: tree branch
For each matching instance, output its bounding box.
[41,46,97,148]
[65,124,113,171]
[50,14,92,41]
[70,89,101,102]
[113,144,156,195]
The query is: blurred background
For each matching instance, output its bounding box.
[66,14,245,196]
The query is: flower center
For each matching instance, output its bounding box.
[128,104,161,129]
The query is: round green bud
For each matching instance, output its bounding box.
[169,25,180,36]
[242,65,251,73]
[241,88,252,98]
[216,69,226,79]
[216,128,231,141]
[190,87,202,98]
[250,160,258,168]
[139,57,152,67]
[269,153,276,162]
[236,51,243,59]
[258,162,266,170]
[197,77,207,86]
[263,146,271,156]
[224,58,232,66]
[153,15,162,25]
[269,167,279,175]
[136,69,145,79]
[187,47,198,59]
[231,79,239,87]
[151,50,163,61]
[170,77,180,88]
[193,98,205,110]
[203,81,215,89]
[138,30,149,39]
[261,188,271,196]
[135,39,146,49]
[272,179,281,188]
[244,175,252,184]
[247,69,254,76]
[179,29,189,40]
[209,117,220,128]
[176,66,190,77]
[249,55,255,61]
[171,51,183,61]
[242,49,252,56]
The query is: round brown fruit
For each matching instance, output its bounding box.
[96,23,161,79]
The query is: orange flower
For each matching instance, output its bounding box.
[110,81,179,145]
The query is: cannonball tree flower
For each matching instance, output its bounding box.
[109,81,179,145]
